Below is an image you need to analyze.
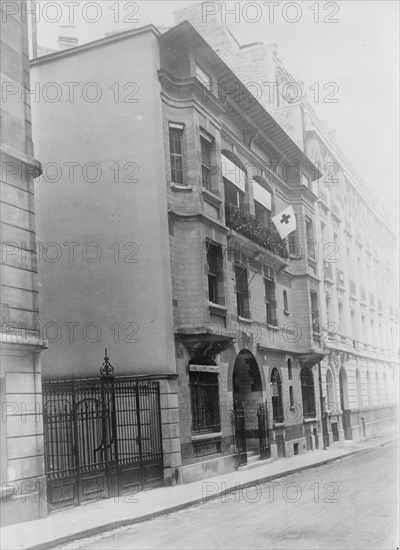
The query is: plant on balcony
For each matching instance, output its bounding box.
[225,205,288,259]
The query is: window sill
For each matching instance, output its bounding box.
[238,316,252,324]
[208,302,228,312]
[191,432,222,442]
[307,256,317,265]
[303,417,317,423]
[171,183,193,192]
[284,310,290,316]
[202,187,222,206]
[273,422,284,428]
[266,323,279,331]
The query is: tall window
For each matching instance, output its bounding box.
[301,366,316,418]
[366,370,372,406]
[254,201,271,228]
[190,371,220,434]
[356,369,362,409]
[375,372,380,405]
[288,227,298,256]
[283,290,289,313]
[235,265,249,318]
[271,368,283,422]
[326,369,335,411]
[169,125,184,184]
[224,178,244,209]
[201,137,212,191]
[287,358,292,380]
[207,242,223,305]
[306,219,316,260]
[310,291,320,333]
[265,277,277,325]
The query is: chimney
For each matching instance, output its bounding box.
[58,25,78,50]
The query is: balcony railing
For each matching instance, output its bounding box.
[225,204,288,260]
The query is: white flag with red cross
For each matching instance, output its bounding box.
[272,205,296,239]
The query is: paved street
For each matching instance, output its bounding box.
[60,444,398,550]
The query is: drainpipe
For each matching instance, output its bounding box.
[318,361,328,449]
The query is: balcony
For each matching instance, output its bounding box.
[225,204,288,260]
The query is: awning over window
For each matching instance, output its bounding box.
[221,154,246,192]
[253,180,272,210]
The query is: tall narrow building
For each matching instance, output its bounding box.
[0,0,47,526]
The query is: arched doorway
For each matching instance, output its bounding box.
[232,349,263,452]
[339,367,351,440]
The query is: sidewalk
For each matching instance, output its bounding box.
[1,436,397,550]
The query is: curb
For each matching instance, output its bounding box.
[20,438,397,549]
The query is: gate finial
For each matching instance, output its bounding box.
[100,348,114,377]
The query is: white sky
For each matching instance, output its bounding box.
[35,0,399,228]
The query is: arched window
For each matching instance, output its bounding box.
[326,369,335,412]
[271,368,283,423]
[366,370,372,406]
[301,367,315,419]
[356,369,363,409]
[375,372,380,405]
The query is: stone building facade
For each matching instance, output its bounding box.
[0,1,47,526]
[174,1,399,448]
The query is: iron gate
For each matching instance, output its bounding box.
[233,402,247,466]
[257,402,271,459]
[42,358,164,511]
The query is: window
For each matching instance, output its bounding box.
[310,291,320,333]
[207,242,223,305]
[283,290,289,314]
[287,358,292,380]
[190,371,220,434]
[301,367,316,418]
[326,369,335,411]
[235,265,250,318]
[169,125,184,184]
[253,179,272,228]
[289,386,294,407]
[366,370,372,406]
[265,278,277,325]
[271,368,283,422]
[254,201,271,229]
[375,372,380,405]
[320,222,326,245]
[288,223,298,256]
[196,64,213,92]
[356,369,362,408]
[306,219,316,260]
[301,172,311,188]
[224,178,244,209]
[201,137,212,191]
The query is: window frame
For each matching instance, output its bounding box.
[265,277,277,326]
[189,371,221,434]
[169,123,185,185]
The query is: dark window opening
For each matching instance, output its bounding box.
[235,265,250,318]
[287,358,292,380]
[265,277,277,325]
[190,371,220,434]
[207,242,223,305]
[283,290,289,313]
[289,385,294,407]
[224,177,244,209]
[254,201,271,229]
[301,367,316,418]
[271,368,284,423]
